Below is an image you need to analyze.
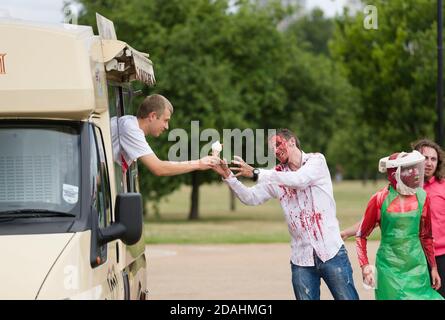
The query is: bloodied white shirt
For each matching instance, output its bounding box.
[224,152,344,267]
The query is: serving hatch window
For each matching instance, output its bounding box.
[0,123,81,216]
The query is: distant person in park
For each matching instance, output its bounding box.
[355,150,442,300]
[212,129,359,300]
[335,164,344,183]
[111,94,219,175]
[340,138,445,298]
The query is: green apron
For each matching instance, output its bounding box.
[375,186,443,300]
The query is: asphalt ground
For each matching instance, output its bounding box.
[145,241,378,300]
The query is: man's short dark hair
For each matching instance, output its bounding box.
[411,138,445,180]
[137,94,174,119]
[272,128,301,150]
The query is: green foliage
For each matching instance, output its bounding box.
[287,7,335,56]
[329,0,438,178]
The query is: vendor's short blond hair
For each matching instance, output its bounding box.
[137,94,174,119]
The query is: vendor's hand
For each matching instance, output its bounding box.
[230,156,254,178]
[198,155,220,170]
[431,267,442,290]
[361,264,376,289]
[211,144,222,158]
[340,230,349,241]
[210,144,232,178]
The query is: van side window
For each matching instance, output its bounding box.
[108,84,126,194]
[108,83,138,194]
[90,125,112,228]
[127,162,140,193]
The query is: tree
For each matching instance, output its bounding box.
[286,7,335,56]
[329,0,438,179]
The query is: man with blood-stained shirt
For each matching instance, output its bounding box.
[212,128,359,300]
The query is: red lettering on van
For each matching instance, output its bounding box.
[0,53,6,74]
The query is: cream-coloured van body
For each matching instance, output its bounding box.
[0,232,123,299]
[36,231,123,300]
[0,20,96,119]
[0,17,151,300]
[0,233,74,299]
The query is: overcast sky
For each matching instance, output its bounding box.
[0,0,353,23]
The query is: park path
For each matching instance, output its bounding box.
[145,241,378,300]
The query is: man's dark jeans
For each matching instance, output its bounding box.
[291,245,360,300]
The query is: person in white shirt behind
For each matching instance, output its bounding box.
[212,128,359,300]
[111,94,219,175]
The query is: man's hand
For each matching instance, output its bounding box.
[208,144,232,178]
[340,222,360,241]
[431,266,442,290]
[230,156,254,178]
[212,158,232,179]
[361,264,376,289]
[198,155,220,170]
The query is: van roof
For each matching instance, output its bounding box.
[0,18,94,37]
[0,18,155,120]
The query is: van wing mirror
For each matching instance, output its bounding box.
[98,193,143,246]
[115,193,143,245]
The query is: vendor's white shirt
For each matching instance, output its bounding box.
[111,115,154,166]
[224,152,343,266]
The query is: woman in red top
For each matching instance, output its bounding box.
[357,151,442,299]
[342,140,445,298]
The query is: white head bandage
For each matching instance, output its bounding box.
[378,150,425,195]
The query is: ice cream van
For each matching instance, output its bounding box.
[0,14,154,299]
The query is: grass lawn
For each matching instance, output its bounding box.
[144,180,384,244]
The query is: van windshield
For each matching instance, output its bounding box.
[0,123,81,218]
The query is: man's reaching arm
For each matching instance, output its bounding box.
[224,173,276,206]
[229,154,327,190]
[256,156,326,189]
[212,158,276,206]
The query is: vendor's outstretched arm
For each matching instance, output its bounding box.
[139,154,219,176]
